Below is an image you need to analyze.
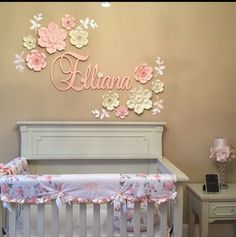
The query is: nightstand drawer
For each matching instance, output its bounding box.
[209,202,236,218]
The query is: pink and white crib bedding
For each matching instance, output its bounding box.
[0,157,176,237]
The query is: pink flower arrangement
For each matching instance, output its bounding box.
[210,138,235,163]
[26,49,47,71]
[38,22,67,54]
[115,105,128,119]
[134,63,153,84]
[61,14,76,30]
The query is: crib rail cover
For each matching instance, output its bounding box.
[0,173,176,208]
[0,157,29,176]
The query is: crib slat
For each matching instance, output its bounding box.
[37,204,45,237]
[23,204,31,237]
[160,202,168,237]
[9,203,16,237]
[79,203,87,237]
[147,203,154,237]
[134,202,141,237]
[106,201,113,237]
[120,202,127,237]
[93,204,100,237]
[52,201,59,237]
[65,203,73,237]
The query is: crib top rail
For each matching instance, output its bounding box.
[16,121,165,160]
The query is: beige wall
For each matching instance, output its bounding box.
[1,2,236,228]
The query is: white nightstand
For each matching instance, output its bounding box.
[187,183,236,237]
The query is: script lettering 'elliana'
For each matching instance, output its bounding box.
[50,52,132,91]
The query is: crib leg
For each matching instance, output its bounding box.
[173,183,184,237]
[0,202,3,237]
[106,202,113,237]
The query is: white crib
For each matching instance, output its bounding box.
[0,121,189,237]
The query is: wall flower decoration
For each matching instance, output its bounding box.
[92,108,110,120]
[115,105,129,119]
[26,49,47,72]
[69,26,88,49]
[155,57,166,76]
[152,96,164,115]
[61,14,76,30]
[102,91,119,111]
[80,17,98,29]
[30,13,43,31]
[134,63,153,84]
[23,35,37,50]
[151,79,164,94]
[38,22,67,54]
[127,86,152,115]
[14,52,25,72]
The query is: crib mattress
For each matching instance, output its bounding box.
[13,204,162,237]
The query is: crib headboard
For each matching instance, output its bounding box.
[16,121,166,174]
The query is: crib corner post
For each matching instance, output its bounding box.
[0,202,3,237]
[173,183,184,237]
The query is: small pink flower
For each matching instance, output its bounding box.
[61,14,76,30]
[38,22,67,54]
[164,181,174,191]
[26,49,47,71]
[1,183,10,193]
[115,105,128,119]
[134,63,153,84]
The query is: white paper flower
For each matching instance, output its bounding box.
[102,91,119,111]
[127,86,152,115]
[151,79,164,94]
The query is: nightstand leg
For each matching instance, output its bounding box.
[234,221,236,236]
[188,210,196,237]
[200,202,209,237]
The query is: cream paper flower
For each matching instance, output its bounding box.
[23,35,36,50]
[127,86,152,115]
[151,79,164,94]
[69,26,88,48]
[102,91,119,111]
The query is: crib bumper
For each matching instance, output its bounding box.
[0,173,177,207]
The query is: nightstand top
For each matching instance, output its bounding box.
[187,183,236,201]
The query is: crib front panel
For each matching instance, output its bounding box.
[4,200,170,237]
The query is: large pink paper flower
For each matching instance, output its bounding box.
[134,63,153,84]
[38,22,67,54]
[26,49,47,71]
[61,14,76,30]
